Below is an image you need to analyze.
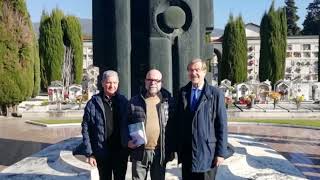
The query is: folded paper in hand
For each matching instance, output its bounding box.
[128,122,147,146]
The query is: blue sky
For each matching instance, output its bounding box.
[26,0,311,29]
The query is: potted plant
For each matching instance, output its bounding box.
[269,91,281,109]
[292,95,304,110]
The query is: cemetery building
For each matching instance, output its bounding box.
[213,23,319,83]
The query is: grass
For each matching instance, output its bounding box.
[31,119,82,124]
[229,119,320,128]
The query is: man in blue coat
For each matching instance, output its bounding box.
[82,70,129,180]
[174,59,228,180]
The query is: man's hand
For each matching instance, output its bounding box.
[128,139,139,149]
[86,155,97,167]
[212,156,224,167]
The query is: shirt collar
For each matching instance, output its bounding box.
[192,83,204,91]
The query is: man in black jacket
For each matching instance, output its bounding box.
[128,69,174,180]
[82,70,129,180]
[174,59,228,180]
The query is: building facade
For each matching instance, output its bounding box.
[213,23,319,83]
[83,39,93,70]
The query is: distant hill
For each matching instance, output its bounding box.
[33,18,223,38]
[213,28,224,37]
[33,18,92,37]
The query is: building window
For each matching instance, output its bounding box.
[303,52,311,58]
[313,52,318,58]
[293,52,301,57]
[287,44,292,50]
[303,44,311,50]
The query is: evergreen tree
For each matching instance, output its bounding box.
[39,10,50,89]
[302,0,320,35]
[32,37,40,97]
[285,0,300,35]
[220,16,234,82]
[61,16,83,85]
[39,9,64,89]
[39,10,84,89]
[259,2,287,85]
[220,15,247,84]
[0,0,37,115]
[259,12,272,82]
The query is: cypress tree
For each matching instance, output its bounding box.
[39,10,50,89]
[61,16,83,85]
[0,0,37,115]
[220,16,234,82]
[232,16,247,84]
[259,2,287,85]
[220,15,247,84]
[39,9,64,89]
[285,0,300,35]
[32,37,40,97]
[259,12,272,82]
[302,0,320,35]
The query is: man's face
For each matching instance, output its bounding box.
[145,70,162,96]
[102,76,119,97]
[188,62,206,86]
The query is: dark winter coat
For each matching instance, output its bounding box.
[174,80,228,172]
[81,92,129,158]
[128,88,174,166]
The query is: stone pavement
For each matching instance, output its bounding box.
[229,123,320,180]
[0,117,81,171]
[0,135,305,180]
[0,117,318,179]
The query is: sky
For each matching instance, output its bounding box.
[26,0,312,29]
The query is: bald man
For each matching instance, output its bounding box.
[128,69,174,180]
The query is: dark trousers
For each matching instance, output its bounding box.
[131,148,166,180]
[96,148,129,180]
[180,148,217,180]
[182,164,217,180]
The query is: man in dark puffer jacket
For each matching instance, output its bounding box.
[128,69,175,180]
[82,70,129,180]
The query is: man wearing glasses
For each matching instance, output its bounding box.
[128,69,174,180]
[174,59,228,180]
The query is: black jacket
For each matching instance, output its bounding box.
[128,88,174,166]
[81,92,129,158]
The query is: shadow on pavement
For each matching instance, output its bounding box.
[0,138,51,167]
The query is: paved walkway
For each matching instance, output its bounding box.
[229,123,320,180]
[0,117,81,171]
[0,118,319,179]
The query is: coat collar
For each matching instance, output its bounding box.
[140,88,171,102]
[183,79,212,101]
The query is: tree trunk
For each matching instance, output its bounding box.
[6,105,12,117]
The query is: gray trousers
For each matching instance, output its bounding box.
[131,148,166,180]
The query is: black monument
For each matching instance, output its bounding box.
[93,0,214,98]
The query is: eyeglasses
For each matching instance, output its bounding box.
[146,79,162,83]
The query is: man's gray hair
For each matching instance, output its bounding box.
[102,70,119,81]
[187,58,207,72]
